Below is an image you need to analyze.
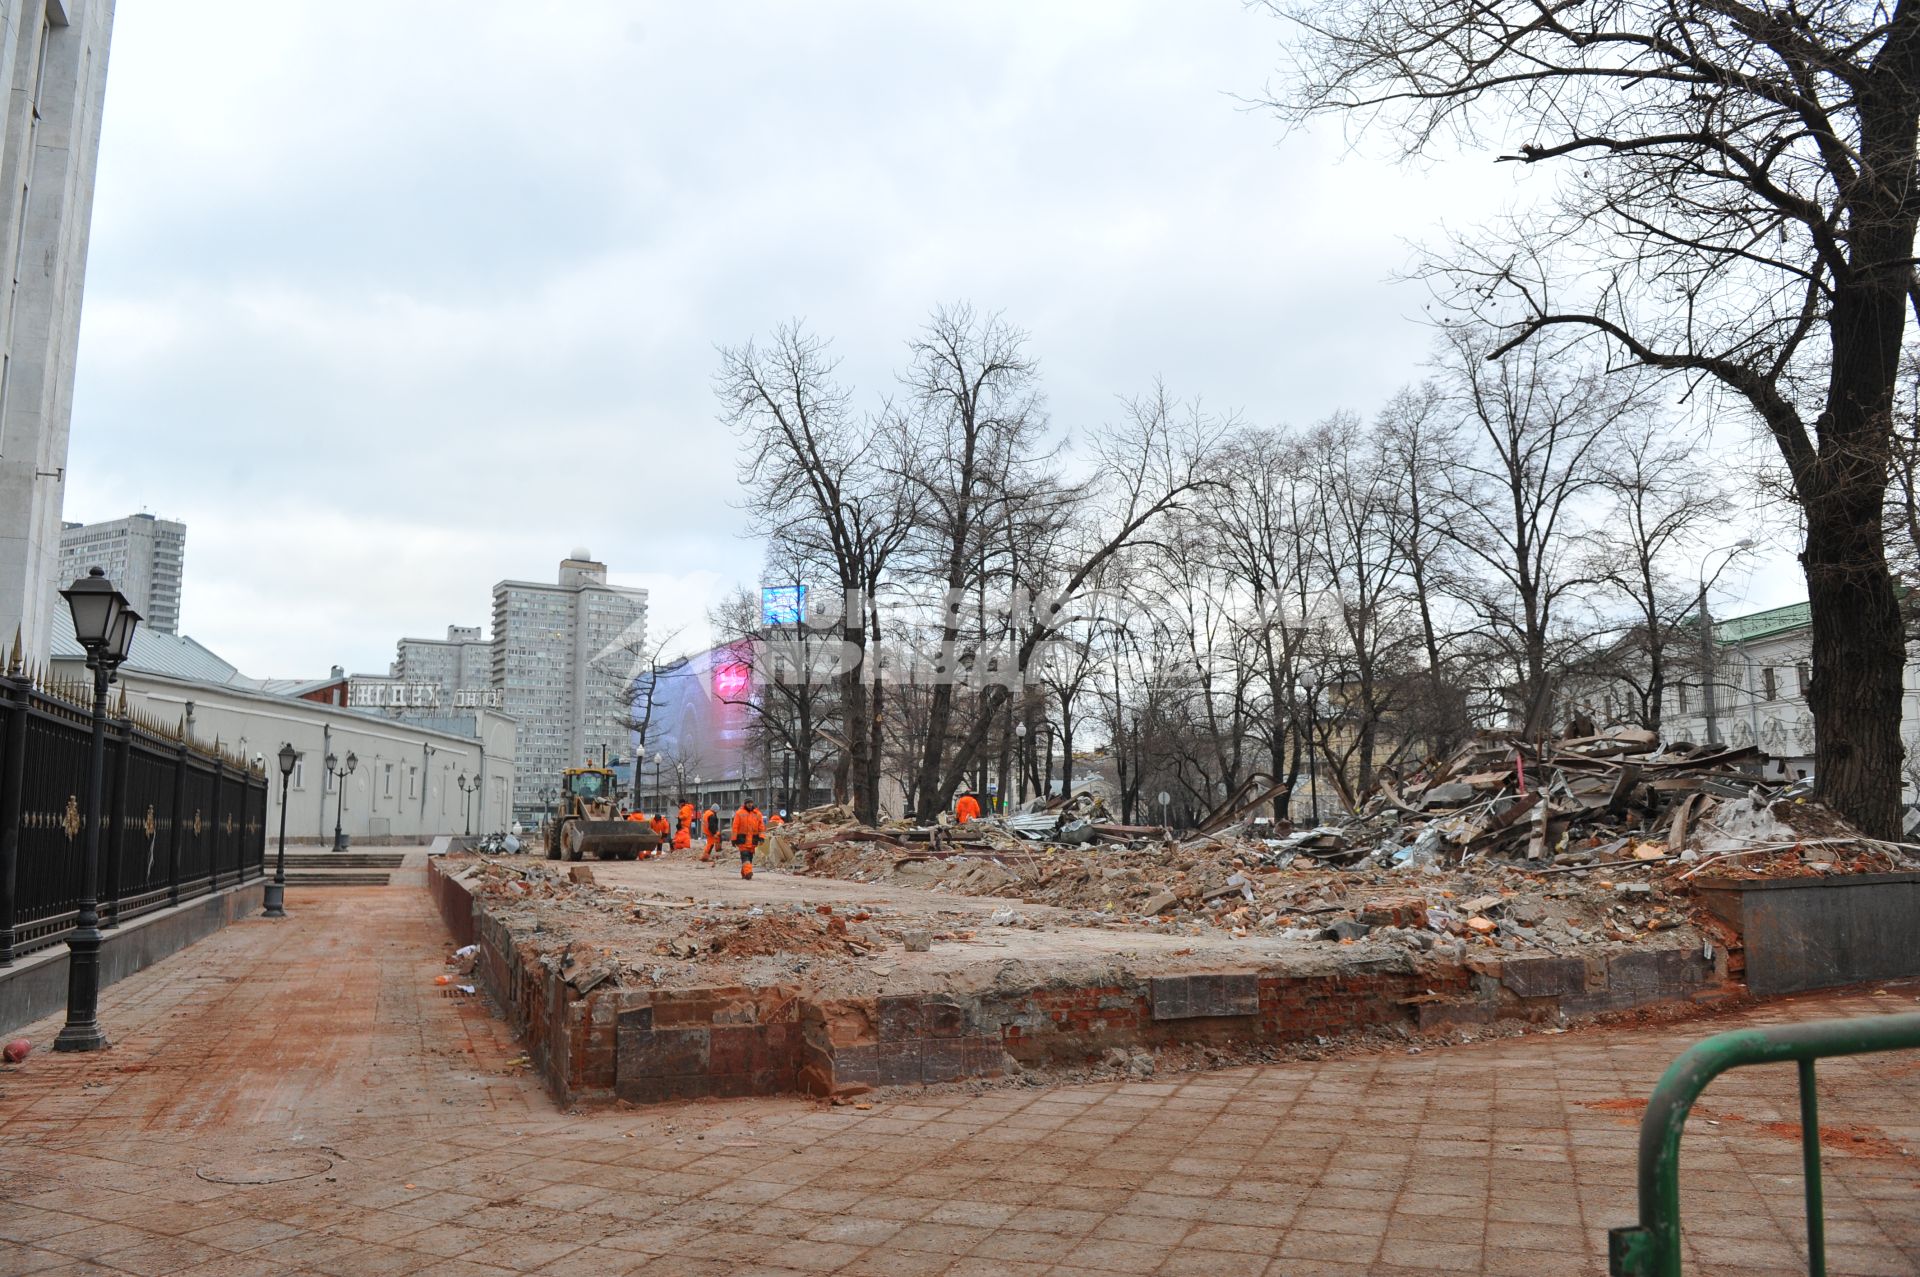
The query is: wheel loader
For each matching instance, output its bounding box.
[544,766,657,861]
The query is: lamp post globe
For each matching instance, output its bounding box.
[53,568,139,1052]
[263,743,298,918]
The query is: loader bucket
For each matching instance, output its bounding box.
[563,819,658,861]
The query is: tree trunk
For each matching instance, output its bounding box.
[1803,495,1905,839]
[1803,237,1910,838]
[842,633,873,823]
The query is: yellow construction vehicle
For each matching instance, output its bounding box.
[544,766,657,861]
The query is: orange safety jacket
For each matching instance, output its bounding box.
[732,805,764,849]
[955,794,981,823]
[649,815,670,839]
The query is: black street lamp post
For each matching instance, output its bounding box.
[458,772,474,837]
[328,750,357,851]
[54,568,141,1053]
[263,743,298,918]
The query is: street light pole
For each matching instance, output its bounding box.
[328,750,357,851]
[54,568,140,1053]
[1014,720,1028,805]
[263,743,298,918]
[458,773,473,837]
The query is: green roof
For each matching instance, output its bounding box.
[1713,600,1811,644]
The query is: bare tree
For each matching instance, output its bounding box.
[922,383,1225,812]
[891,304,1063,817]
[716,323,916,823]
[1375,382,1475,754]
[1429,325,1648,726]
[1586,422,1737,733]
[1265,0,1920,836]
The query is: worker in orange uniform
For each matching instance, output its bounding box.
[672,821,692,851]
[732,799,765,879]
[702,806,721,861]
[677,799,695,842]
[767,810,785,830]
[649,811,671,855]
[955,790,982,824]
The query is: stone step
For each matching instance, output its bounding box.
[283,854,406,869]
[285,872,393,887]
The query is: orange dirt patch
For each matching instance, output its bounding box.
[1579,1097,1648,1113]
[1757,1121,1910,1160]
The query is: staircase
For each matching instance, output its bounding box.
[280,850,406,887]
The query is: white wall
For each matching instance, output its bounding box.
[83,670,517,842]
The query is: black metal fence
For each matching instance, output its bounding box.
[0,670,266,963]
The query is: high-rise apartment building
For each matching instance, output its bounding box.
[391,624,498,710]
[492,551,646,816]
[56,513,186,633]
[0,2,118,661]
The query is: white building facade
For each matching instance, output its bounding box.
[50,612,517,841]
[1580,600,1920,798]
[492,552,645,819]
[56,512,185,633]
[0,0,116,664]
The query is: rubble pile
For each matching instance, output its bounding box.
[778,726,1918,959]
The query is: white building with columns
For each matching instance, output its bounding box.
[0,0,117,665]
[1580,599,1920,800]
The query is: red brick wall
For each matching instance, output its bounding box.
[434,871,1725,1108]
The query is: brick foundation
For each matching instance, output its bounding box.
[428,859,1734,1107]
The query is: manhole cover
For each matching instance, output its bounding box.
[195,1151,333,1185]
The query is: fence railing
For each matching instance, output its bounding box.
[0,669,266,963]
[1609,1010,1920,1276]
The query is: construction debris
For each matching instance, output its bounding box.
[766,726,1919,966]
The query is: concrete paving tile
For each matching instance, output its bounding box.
[946,1259,1051,1277]
[1092,1214,1191,1245]
[90,1235,227,1276]
[173,1253,330,1277]
[0,1210,97,1245]
[0,1244,76,1274]
[1276,1229,1380,1264]
[837,1250,950,1277]
[1478,1245,1607,1277]
[969,1228,1085,1264]
[39,1222,157,1259]
[1158,1247,1270,1276]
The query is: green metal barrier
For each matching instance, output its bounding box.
[1608,1010,1920,1276]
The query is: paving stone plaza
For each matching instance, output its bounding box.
[1,856,1915,1276]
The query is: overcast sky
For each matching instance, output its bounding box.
[60,2,1787,676]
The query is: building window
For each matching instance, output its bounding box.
[408,766,418,799]
[1677,684,1690,713]
[1763,667,1777,702]
[293,758,306,790]
[1796,662,1809,694]
[384,762,395,797]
